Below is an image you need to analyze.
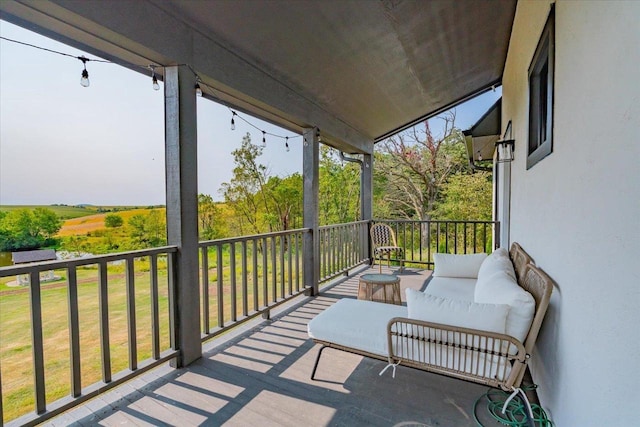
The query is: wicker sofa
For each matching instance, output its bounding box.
[307,243,553,391]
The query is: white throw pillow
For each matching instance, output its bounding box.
[433,252,488,278]
[477,249,516,281]
[406,288,509,335]
[474,270,535,342]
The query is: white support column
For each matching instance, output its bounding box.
[303,128,319,296]
[164,65,201,366]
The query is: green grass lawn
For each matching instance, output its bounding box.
[0,250,301,423]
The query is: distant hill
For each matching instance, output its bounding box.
[0,205,164,220]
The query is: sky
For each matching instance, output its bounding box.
[0,20,501,206]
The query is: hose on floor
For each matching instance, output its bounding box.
[473,384,553,427]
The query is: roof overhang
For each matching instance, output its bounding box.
[0,0,516,154]
[464,98,501,166]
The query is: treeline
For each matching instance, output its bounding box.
[1,114,492,254]
[213,114,492,238]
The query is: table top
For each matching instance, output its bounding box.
[360,273,400,284]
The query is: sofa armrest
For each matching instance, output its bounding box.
[386,317,527,391]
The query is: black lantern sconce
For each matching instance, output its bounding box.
[495,139,515,162]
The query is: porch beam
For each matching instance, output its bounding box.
[164,65,201,367]
[303,128,320,296]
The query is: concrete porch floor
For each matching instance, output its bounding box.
[47,265,514,426]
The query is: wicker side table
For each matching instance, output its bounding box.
[358,273,402,305]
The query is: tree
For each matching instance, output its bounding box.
[374,112,468,220]
[432,172,493,220]
[198,194,225,240]
[0,208,62,250]
[264,174,303,231]
[221,133,275,235]
[104,213,124,228]
[33,208,62,239]
[127,210,166,248]
[318,147,361,225]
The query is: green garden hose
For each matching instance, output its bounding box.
[473,385,553,427]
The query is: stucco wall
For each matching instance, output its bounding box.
[501,0,640,424]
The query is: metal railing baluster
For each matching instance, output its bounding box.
[253,239,259,312]
[29,271,46,414]
[230,243,237,322]
[201,247,209,334]
[126,257,137,371]
[242,240,248,317]
[150,255,160,359]
[216,245,224,328]
[67,267,81,397]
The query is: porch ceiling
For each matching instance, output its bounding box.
[0,0,516,153]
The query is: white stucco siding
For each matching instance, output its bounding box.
[501,1,640,425]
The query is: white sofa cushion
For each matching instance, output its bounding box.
[424,277,476,302]
[406,289,509,335]
[477,249,516,281]
[433,252,488,278]
[307,299,407,357]
[474,270,535,342]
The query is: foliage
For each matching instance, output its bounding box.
[318,147,361,225]
[374,113,470,220]
[104,213,124,228]
[222,133,304,234]
[0,207,62,251]
[127,209,166,248]
[198,194,226,240]
[432,172,493,220]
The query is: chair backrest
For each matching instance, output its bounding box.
[370,223,397,247]
[510,242,534,282]
[520,263,553,352]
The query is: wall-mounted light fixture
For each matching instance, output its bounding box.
[495,139,515,162]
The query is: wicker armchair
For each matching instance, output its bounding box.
[370,223,404,273]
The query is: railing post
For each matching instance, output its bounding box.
[165,65,202,367]
[362,153,373,263]
[303,127,320,295]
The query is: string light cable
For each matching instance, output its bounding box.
[1,35,304,150]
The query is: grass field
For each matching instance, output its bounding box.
[56,208,163,237]
[0,249,301,423]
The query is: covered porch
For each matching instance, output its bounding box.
[48,266,516,427]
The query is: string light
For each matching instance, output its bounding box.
[1,36,304,151]
[150,65,160,91]
[79,56,89,87]
[316,128,322,142]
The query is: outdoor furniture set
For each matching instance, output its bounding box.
[307,243,553,396]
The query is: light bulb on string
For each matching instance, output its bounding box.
[231,111,236,130]
[285,137,290,152]
[150,65,160,91]
[195,79,202,96]
[79,56,90,87]
[262,131,267,147]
